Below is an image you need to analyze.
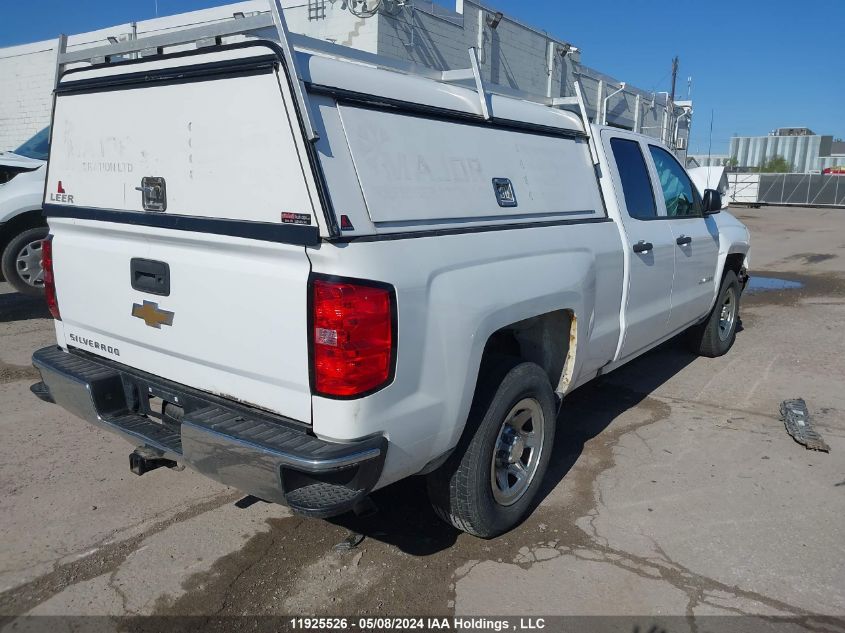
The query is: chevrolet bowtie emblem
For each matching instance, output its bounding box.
[131,300,174,329]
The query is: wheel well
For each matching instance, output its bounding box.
[0,211,47,252]
[723,253,746,279]
[478,310,575,394]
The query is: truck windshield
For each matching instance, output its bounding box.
[13,127,50,161]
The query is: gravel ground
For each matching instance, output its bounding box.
[0,206,843,629]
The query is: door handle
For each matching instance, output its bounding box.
[633,241,654,254]
[676,235,692,246]
[131,258,171,296]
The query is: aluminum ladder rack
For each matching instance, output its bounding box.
[51,0,595,155]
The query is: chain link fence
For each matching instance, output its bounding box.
[728,173,845,208]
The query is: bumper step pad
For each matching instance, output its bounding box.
[285,483,364,516]
[186,405,380,467]
[113,412,183,454]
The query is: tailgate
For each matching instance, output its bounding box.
[45,44,323,422]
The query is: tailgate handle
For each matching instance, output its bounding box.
[131,259,170,297]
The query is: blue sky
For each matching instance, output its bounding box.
[2,0,843,155]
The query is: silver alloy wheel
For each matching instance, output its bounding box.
[490,397,545,507]
[718,286,737,341]
[15,239,45,288]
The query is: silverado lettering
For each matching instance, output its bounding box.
[68,333,120,356]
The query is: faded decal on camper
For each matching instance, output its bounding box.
[48,181,74,204]
[82,161,134,174]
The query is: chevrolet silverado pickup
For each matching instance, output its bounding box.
[30,7,750,537]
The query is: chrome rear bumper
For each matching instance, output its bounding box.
[31,346,386,518]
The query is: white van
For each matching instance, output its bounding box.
[31,4,750,537]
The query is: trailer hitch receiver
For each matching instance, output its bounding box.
[129,449,178,476]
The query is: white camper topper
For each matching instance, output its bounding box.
[32,2,750,537]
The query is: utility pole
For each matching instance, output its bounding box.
[669,55,679,103]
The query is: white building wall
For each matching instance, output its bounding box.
[0,0,377,149]
[729,134,836,173]
[819,156,845,170]
[687,154,730,168]
[0,42,56,150]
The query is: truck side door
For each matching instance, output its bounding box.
[647,145,720,331]
[604,134,677,360]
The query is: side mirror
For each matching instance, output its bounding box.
[702,189,722,215]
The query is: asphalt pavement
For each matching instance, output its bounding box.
[0,206,843,629]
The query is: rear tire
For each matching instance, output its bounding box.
[1,226,48,296]
[427,360,556,538]
[687,269,741,358]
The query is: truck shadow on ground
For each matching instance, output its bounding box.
[0,288,50,323]
[328,337,700,555]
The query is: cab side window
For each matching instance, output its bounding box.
[610,138,657,220]
[648,146,702,217]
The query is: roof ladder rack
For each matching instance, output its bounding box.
[52,0,318,141]
[437,50,599,163]
[51,0,604,150]
[439,50,599,164]
[441,48,491,120]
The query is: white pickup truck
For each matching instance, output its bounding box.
[0,127,50,295]
[31,8,750,537]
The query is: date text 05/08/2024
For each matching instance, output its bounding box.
[289,618,547,631]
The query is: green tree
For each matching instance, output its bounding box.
[759,155,793,173]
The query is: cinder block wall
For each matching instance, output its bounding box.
[0,42,56,150]
[374,1,687,152]
[376,1,579,99]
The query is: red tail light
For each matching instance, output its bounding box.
[42,235,60,320]
[311,276,396,398]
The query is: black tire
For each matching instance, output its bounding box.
[687,269,741,358]
[427,359,556,538]
[1,226,48,296]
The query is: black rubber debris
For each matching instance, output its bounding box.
[234,495,262,509]
[780,399,830,452]
[333,531,365,552]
